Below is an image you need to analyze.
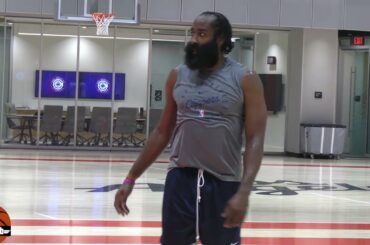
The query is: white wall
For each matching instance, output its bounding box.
[285,29,338,153]
[11,24,149,111]
[255,31,289,152]
[255,32,289,75]
[301,29,337,124]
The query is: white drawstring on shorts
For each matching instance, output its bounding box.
[195,169,204,243]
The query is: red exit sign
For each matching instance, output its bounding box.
[353,36,364,45]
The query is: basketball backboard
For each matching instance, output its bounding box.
[56,0,140,25]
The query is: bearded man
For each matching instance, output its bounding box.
[114,11,267,245]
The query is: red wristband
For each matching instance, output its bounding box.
[123,177,135,185]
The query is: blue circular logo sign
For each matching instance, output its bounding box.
[52,77,64,92]
[97,79,109,93]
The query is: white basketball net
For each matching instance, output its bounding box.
[93,13,114,36]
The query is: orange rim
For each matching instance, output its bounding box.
[92,12,114,19]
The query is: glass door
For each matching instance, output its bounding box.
[352,51,369,154]
[0,21,12,145]
[338,49,370,156]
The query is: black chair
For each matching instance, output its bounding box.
[62,106,87,146]
[5,103,34,144]
[113,107,143,146]
[39,105,63,145]
[5,117,24,143]
[88,107,112,146]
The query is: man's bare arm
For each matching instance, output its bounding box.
[114,69,177,216]
[239,73,267,196]
[222,73,267,227]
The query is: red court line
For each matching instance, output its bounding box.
[242,237,370,245]
[3,235,159,244]
[242,222,370,230]
[3,236,370,244]
[12,220,161,228]
[1,156,370,169]
[11,219,370,230]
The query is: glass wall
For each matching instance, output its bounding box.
[149,28,187,134]
[6,22,42,147]
[0,22,11,144]
[111,27,150,148]
[0,17,289,153]
[37,24,79,147]
[1,19,151,150]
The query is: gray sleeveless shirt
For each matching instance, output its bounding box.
[169,58,246,181]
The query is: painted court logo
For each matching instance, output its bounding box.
[0,207,11,242]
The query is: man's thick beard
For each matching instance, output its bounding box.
[184,38,219,71]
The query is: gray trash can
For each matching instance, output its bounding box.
[300,124,347,159]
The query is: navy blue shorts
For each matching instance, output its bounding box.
[160,167,241,245]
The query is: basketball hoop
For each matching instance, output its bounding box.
[92,12,114,36]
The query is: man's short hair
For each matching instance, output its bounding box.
[199,11,234,54]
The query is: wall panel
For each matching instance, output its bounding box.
[215,0,247,25]
[0,0,5,13]
[6,0,42,15]
[181,0,214,23]
[312,0,344,29]
[248,0,280,27]
[280,0,312,28]
[147,0,181,22]
[344,0,370,31]
[138,0,147,21]
[42,0,55,17]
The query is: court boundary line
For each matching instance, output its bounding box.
[1,157,370,169]
[10,219,370,230]
[3,235,370,244]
